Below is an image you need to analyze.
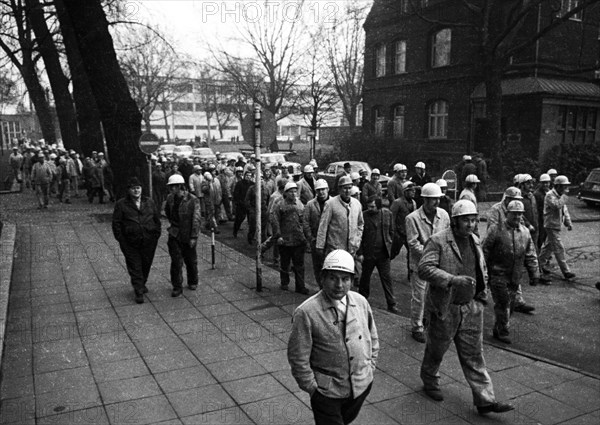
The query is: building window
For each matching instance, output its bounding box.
[428,100,448,139]
[562,0,582,21]
[373,107,385,135]
[394,40,407,74]
[557,105,597,143]
[1,121,22,149]
[375,44,386,77]
[393,105,405,138]
[431,29,451,68]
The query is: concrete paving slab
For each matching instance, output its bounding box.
[166,384,236,418]
[105,394,177,425]
[143,350,201,375]
[34,366,95,394]
[205,356,268,383]
[500,362,574,391]
[153,365,216,393]
[558,409,600,425]
[240,393,314,425]
[0,396,36,425]
[98,375,163,404]
[181,406,254,425]
[222,374,289,405]
[91,356,150,383]
[35,385,102,418]
[511,391,581,424]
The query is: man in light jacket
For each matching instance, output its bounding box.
[288,249,378,425]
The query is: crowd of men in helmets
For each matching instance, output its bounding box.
[8,142,115,208]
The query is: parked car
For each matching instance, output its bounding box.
[193,147,217,162]
[578,167,600,206]
[173,145,193,159]
[158,144,176,156]
[282,161,302,180]
[317,161,390,196]
[260,153,287,165]
[220,151,245,162]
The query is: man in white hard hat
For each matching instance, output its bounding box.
[539,175,575,280]
[410,161,431,207]
[164,173,201,297]
[517,174,539,249]
[303,179,330,287]
[271,181,309,294]
[387,163,408,204]
[459,174,479,206]
[483,200,540,344]
[316,175,364,257]
[390,181,417,276]
[333,162,353,195]
[361,168,382,207]
[418,200,514,415]
[534,173,552,249]
[31,152,53,209]
[288,249,379,425]
[405,183,451,343]
[547,169,558,188]
[435,179,454,216]
[297,164,316,205]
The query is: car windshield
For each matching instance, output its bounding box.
[587,170,600,182]
[195,148,213,155]
[262,154,286,164]
[174,146,192,152]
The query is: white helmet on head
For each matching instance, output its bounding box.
[314,179,328,191]
[518,174,533,184]
[394,163,408,172]
[547,168,558,175]
[303,165,314,173]
[371,168,380,175]
[539,173,551,182]
[415,161,426,169]
[507,200,525,213]
[421,182,443,198]
[452,200,478,217]
[554,175,570,185]
[322,249,355,275]
[435,179,448,188]
[465,174,480,183]
[167,174,185,185]
[284,182,298,192]
[350,172,360,181]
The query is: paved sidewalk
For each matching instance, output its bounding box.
[1,195,599,425]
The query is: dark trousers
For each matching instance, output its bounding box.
[119,240,158,293]
[311,243,324,288]
[222,196,233,220]
[279,244,306,291]
[88,187,104,203]
[233,204,247,236]
[310,383,371,425]
[358,253,396,308]
[167,236,198,289]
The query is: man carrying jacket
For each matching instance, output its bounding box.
[165,174,202,297]
[418,200,514,415]
[112,177,161,304]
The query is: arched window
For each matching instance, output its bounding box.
[428,100,448,139]
[431,29,451,68]
[375,44,386,77]
[394,40,407,74]
[393,105,405,138]
[373,106,385,135]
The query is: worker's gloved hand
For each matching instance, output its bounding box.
[450,275,476,305]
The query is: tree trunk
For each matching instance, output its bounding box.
[61,0,145,199]
[347,103,357,128]
[161,106,170,141]
[54,0,104,156]
[21,55,56,145]
[25,0,80,151]
[484,66,504,179]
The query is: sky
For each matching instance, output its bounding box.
[130,0,372,60]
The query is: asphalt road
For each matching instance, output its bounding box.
[207,205,600,377]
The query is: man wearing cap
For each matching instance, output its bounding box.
[271,181,309,294]
[288,249,379,425]
[436,179,454,216]
[297,164,316,204]
[333,162,353,196]
[418,199,514,415]
[357,169,369,192]
[406,183,451,342]
[303,179,330,287]
[232,169,254,238]
[361,169,382,207]
[263,177,288,265]
[460,156,477,190]
[316,175,364,257]
[547,169,558,188]
[165,174,201,297]
[518,174,539,249]
[201,172,222,232]
[534,174,552,249]
[539,176,575,280]
[387,163,408,204]
[112,177,161,304]
[31,152,53,209]
[189,165,205,214]
[358,196,398,314]
[483,200,540,344]
[390,181,417,274]
[410,161,431,207]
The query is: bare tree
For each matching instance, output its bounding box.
[213,0,306,117]
[324,0,367,128]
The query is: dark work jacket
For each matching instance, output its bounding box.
[112,195,161,247]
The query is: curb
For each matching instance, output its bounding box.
[0,223,16,368]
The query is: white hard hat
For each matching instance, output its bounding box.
[513,174,522,184]
[452,199,478,217]
[338,175,353,187]
[421,183,443,198]
[402,181,415,191]
[394,163,407,172]
[465,174,480,183]
[463,155,472,161]
[314,179,329,191]
[504,186,523,199]
[284,182,298,192]
[547,168,558,175]
[193,165,201,171]
[322,249,355,275]
[350,172,360,181]
[371,168,380,175]
[309,159,318,167]
[49,153,57,159]
[435,179,448,188]
[167,174,185,185]
[415,161,426,169]
[349,186,360,196]
[539,173,551,182]
[554,175,571,185]
[507,200,525,213]
[303,165,314,173]
[518,174,533,184]
[203,172,213,180]
[235,166,244,172]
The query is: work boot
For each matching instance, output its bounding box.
[513,304,535,314]
[295,287,309,295]
[477,402,515,415]
[171,288,183,297]
[493,330,511,344]
[539,276,552,285]
[387,305,400,315]
[141,286,149,294]
[134,291,144,304]
[564,272,576,280]
[188,284,197,290]
[423,387,443,401]
[412,331,426,343]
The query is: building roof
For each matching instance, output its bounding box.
[471,77,600,99]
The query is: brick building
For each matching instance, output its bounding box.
[363,0,600,173]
